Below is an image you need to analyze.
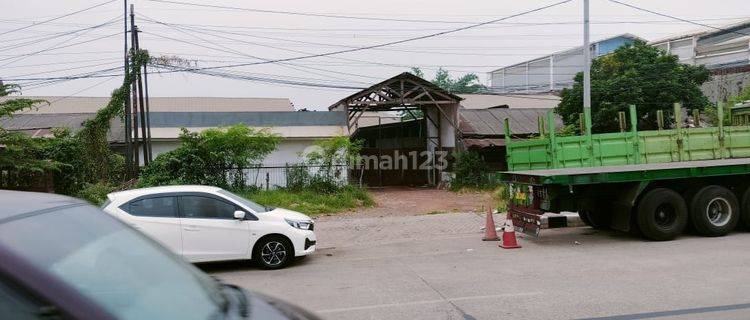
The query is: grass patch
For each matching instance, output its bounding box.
[235,186,374,216]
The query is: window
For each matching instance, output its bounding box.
[0,205,225,320]
[179,196,237,219]
[0,279,53,320]
[126,197,177,218]
[217,189,267,213]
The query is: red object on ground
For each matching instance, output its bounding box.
[500,213,521,249]
[482,207,499,241]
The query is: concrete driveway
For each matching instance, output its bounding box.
[205,212,750,320]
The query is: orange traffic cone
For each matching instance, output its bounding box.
[500,213,521,249]
[482,207,499,241]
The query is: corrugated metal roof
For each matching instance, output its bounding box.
[0,111,345,142]
[459,108,562,136]
[457,94,560,109]
[0,113,125,142]
[148,111,345,127]
[0,96,294,114]
[149,126,344,139]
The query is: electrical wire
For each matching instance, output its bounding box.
[0,16,120,51]
[0,0,117,37]
[140,0,575,73]
[608,0,750,37]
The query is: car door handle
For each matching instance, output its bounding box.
[184,225,199,231]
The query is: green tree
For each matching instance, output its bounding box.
[139,125,280,189]
[410,67,485,94]
[556,41,711,133]
[705,85,750,125]
[403,68,486,120]
[0,84,51,172]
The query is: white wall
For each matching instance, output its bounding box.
[143,139,315,167]
[139,138,345,189]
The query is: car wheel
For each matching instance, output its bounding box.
[636,188,688,241]
[740,188,750,230]
[254,236,293,269]
[689,185,739,237]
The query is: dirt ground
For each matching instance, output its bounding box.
[326,186,492,219]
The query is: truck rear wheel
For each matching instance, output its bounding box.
[689,185,739,237]
[636,188,688,241]
[577,200,610,229]
[741,188,750,229]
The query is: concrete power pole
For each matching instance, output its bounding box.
[583,0,594,164]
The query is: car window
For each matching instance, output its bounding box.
[0,279,52,320]
[217,189,268,213]
[125,197,177,218]
[179,196,236,219]
[0,205,226,320]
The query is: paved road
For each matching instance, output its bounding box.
[204,212,750,320]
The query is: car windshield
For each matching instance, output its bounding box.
[0,204,228,320]
[218,189,269,213]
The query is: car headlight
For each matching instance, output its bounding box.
[285,219,313,230]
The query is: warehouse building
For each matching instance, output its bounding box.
[650,19,750,102]
[0,96,346,189]
[487,34,642,94]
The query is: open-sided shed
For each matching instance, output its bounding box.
[330,73,462,186]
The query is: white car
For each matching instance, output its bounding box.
[102,185,316,269]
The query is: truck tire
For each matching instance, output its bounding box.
[578,210,592,226]
[577,200,610,229]
[636,188,688,241]
[689,185,739,237]
[581,210,611,229]
[741,188,750,229]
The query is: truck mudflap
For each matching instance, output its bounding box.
[509,205,543,237]
[507,183,547,237]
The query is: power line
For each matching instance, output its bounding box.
[134,16,750,33]
[139,19,378,84]
[143,0,576,73]
[143,30,373,85]
[146,0,487,24]
[44,77,118,103]
[0,57,122,69]
[0,16,120,51]
[608,0,750,37]
[0,0,117,37]
[0,50,121,57]
[151,64,366,90]
[0,31,120,67]
[4,60,123,78]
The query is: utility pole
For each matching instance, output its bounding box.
[143,61,153,163]
[583,0,594,164]
[133,24,150,165]
[129,4,140,173]
[123,0,133,179]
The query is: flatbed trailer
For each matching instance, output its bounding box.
[499,103,750,240]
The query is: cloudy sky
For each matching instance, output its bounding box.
[2,0,749,109]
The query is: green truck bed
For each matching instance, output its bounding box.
[504,104,750,173]
[501,158,750,186]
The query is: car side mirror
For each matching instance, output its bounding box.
[233,210,246,220]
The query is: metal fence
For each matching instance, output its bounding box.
[241,164,349,190]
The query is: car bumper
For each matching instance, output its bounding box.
[292,230,316,257]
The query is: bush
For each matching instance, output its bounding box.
[491,184,509,213]
[138,125,280,188]
[451,151,491,190]
[287,136,361,193]
[75,182,119,206]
